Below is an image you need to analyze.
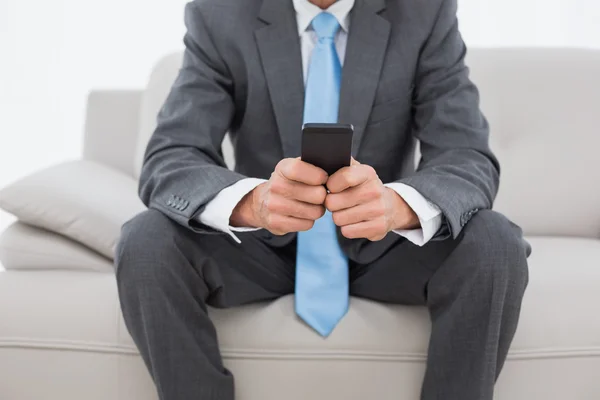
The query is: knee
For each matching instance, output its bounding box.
[460,210,530,294]
[115,209,182,288]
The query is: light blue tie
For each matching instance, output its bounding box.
[296,12,348,337]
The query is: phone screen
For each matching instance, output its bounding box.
[301,123,354,176]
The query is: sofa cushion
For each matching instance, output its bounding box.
[0,160,146,259]
[467,49,600,238]
[0,222,113,272]
[0,236,596,359]
[1,236,599,399]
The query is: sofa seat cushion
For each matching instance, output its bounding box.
[0,237,599,399]
[0,236,598,355]
[510,237,600,356]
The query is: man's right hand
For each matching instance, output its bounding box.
[230,158,328,235]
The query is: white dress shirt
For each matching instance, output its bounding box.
[199,0,442,245]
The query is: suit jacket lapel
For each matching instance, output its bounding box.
[255,0,305,158]
[339,0,390,156]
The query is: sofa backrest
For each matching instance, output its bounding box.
[467,49,600,238]
[132,49,600,238]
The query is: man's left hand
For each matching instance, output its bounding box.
[325,159,420,241]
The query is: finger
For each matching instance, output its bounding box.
[266,196,326,221]
[331,201,385,227]
[351,157,360,166]
[293,183,328,205]
[276,158,328,186]
[327,164,378,194]
[340,219,388,241]
[270,179,327,205]
[325,179,384,212]
[267,214,315,235]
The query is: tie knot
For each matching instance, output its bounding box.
[311,12,340,40]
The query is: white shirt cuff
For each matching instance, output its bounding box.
[197,178,267,243]
[384,182,443,247]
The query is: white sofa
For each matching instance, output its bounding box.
[1,48,600,400]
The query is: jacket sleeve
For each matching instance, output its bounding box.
[138,2,246,231]
[396,0,500,238]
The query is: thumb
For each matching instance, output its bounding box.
[351,157,361,166]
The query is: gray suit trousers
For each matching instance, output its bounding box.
[116,209,530,400]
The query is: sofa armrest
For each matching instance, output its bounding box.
[83,90,143,178]
[0,160,145,259]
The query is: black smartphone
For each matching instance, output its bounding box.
[301,123,354,176]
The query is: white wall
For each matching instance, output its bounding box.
[1,0,600,232]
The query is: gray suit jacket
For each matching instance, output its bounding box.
[139,0,499,262]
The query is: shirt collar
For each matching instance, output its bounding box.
[292,0,355,35]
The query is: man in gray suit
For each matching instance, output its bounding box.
[116,0,531,399]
